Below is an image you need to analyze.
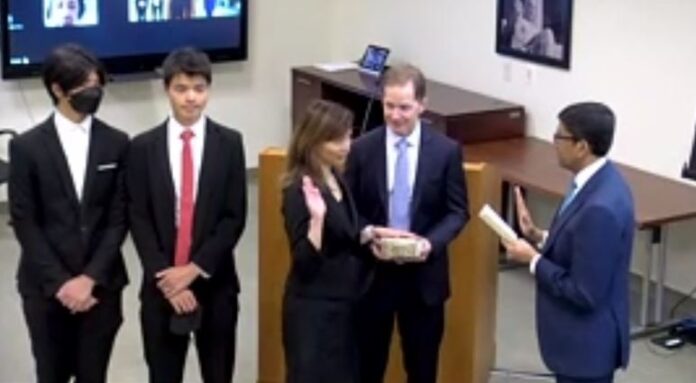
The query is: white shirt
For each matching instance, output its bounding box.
[572,157,608,196]
[386,121,421,194]
[360,122,422,243]
[167,115,206,225]
[530,157,608,274]
[54,110,91,201]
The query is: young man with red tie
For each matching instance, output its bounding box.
[128,47,247,383]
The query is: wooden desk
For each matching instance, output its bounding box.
[292,67,526,144]
[464,137,696,332]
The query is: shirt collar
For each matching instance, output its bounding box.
[386,120,421,148]
[168,114,206,138]
[574,157,608,191]
[54,109,92,134]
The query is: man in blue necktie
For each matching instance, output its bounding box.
[504,102,634,383]
[345,64,469,383]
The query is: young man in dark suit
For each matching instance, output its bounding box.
[128,47,247,383]
[344,64,469,383]
[504,102,634,383]
[9,44,129,383]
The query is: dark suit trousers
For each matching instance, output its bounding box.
[140,286,239,383]
[357,267,445,383]
[21,290,123,383]
[557,375,614,383]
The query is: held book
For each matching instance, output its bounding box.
[478,204,518,243]
[380,237,421,259]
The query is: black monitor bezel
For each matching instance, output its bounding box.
[0,0,248,80]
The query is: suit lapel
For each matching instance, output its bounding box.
[542,163,612,253]
[340,175,359,233]
[41,118,80,209]
[410,125,433,220]
[374,128,388,216]
[192,120,222,249]
[151,123,176,247]
[81,121,103,207]
[322,174,359,240]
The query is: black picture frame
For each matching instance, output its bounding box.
[495,0,573,69]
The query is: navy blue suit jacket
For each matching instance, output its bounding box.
[344,124,469,305]
[535,161,634,378]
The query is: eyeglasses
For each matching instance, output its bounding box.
[553,133,577,142]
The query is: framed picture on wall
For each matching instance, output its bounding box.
[495,0,573,69]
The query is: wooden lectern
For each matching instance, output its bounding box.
[258,148,500,383]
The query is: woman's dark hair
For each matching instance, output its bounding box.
[283,100,354,188]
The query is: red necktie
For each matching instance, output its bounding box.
[174,129,195,266]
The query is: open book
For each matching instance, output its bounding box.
[478,204,518,243]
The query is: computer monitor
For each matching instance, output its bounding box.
[1,0,248,79]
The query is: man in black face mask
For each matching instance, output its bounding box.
[8,43,129,383]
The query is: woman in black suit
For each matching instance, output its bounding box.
[281,100,367,383]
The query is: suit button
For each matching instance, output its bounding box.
[81,226,88,233]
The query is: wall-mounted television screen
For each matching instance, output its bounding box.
[1,0,248,79]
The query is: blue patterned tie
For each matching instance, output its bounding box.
[558,181,577,215]
[389,138,411,230]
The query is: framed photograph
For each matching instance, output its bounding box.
[496,0,573,69]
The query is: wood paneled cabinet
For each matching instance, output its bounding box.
[291,66,526,144]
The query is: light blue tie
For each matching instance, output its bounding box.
[558,181,577,215]
[389,138,411,230]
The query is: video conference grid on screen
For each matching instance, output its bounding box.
[6,0,242,66]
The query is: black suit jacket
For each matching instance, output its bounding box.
[345,124,469,305]
[9,116,129,298]
[127,118,247,295]
[282,175,368,301]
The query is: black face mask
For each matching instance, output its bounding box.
[69,87,103,115]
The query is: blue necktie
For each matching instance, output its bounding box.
[558,181,577,215]
[389,138,411,230]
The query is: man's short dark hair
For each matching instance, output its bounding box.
[558,102,615,156]
[42,43,106,105]
[382,64,427,101]
[162,47,212,87]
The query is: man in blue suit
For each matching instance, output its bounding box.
[504,102,634,383]
[345,64,469,383]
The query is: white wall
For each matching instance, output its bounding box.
[329,0,696,293]
[0,0,334,169]
[3,0,696,293]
